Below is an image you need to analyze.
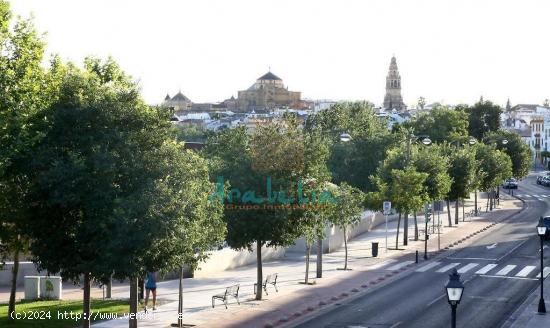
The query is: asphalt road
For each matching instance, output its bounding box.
[296,174,550,328]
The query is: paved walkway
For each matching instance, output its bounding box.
[0,192,524,328]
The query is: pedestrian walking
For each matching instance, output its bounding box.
[144,271,157,312]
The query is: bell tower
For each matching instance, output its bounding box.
[383,56,406,111]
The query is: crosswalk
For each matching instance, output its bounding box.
[383,261,550,279]
[515,194,550,200]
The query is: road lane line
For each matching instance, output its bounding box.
[476,264,498,274]
[515,266,536,277]
[497,239,528,261]
[436,263,460,273]
[386,260,414,271]
[495,265,516,276]
[415,262,441,272]
[536,267,550,278]
[457,263,479,274]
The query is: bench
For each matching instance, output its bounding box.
[212,284,240,309]
[254,273,278,295]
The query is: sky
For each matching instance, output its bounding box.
[8,0,550,107]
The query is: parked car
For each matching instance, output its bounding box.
[502,178,518,189]
[541,217,550,240]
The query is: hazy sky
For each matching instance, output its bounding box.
[9,0,550,106]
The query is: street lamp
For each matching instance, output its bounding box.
[445,268,465,328]
[537,217,547,314]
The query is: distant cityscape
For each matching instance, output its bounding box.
[166,56,549,165]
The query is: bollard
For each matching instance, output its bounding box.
[415,250,419,263]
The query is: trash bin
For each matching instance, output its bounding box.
[372,242,379,257]
[24,276,40,300]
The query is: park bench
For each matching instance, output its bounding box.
[254,273,278,295]
[212,284,240,309]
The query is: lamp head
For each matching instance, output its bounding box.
[445,269,464,305]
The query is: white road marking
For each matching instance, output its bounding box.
[495,265,516,276]
[536,267,550,278]
[436,263,461,273]
[486,243,498,249]
[476,264,498,274]
[515,266,536,277]
[386,260,414,271]
[457,263,479,273]
[416,262,441,272]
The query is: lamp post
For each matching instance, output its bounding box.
[405,133,431,245]
[445,268,465,328]
[537,217,547,314]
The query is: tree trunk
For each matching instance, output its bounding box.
[462,198,465,222]
[403,213,409,245]
[256,240,263,300]
[489,189,494,211]
[343,227,348,270]
[486,190,490,212]
[474,191,478,215]
[316,238,322,278]
[455,199,459,225]
[414,213,419,241]
[305,244,310,284]
[446,200,452,227]
[106,277,112,299]
[129,277,138,328]
[83,272,92,328]
[8,244,20,321]
[396,212,402,249]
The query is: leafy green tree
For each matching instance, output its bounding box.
[22,59,225,328]
[326,183,364,270]
[173,123,210,142]
[205,123,305,300]
[474,143,513,211]
[483,130,532,179]
[464,100,503,139]
[410,145,451,239]
[444,146,477,225]
[0,1,62,318]
[370,167,429,249]
[305,102,396,192]
[406,106,469,144]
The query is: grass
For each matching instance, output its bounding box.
[0,299,143,328]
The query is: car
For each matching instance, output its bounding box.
[543,177,550,187]
[541,217,550,240]
[537,173,550,185]
[502,178,518,189]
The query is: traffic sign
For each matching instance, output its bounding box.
[383,201,391,215]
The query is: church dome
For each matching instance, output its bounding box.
[257,71,282,81]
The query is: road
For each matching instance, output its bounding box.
[296,174,550,328]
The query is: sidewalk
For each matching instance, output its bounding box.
[0,193,523,328]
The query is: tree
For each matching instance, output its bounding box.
[484,130,532,179]
[22,59,225,328]
[474,143,512,211]
[205,122,305,300]
[406,106,469,144]
[444,146,477,225]
[410,145,452,239]
[372,167,429,249]
[418,96,426,110]
[0,1,61,319]
[326,183,364,270]
[463,100,503,140]
[305,102,397,192]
